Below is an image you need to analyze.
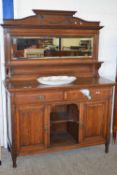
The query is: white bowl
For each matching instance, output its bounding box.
[37,76,77,85]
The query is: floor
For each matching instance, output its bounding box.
[0,143,117,175]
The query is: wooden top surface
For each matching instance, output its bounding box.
[5,77,115,93]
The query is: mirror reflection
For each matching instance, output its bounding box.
[11,37,93,59]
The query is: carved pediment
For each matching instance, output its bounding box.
[3,9,103,30]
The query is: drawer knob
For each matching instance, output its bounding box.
[37,95,45,101]
[96,91,100,94]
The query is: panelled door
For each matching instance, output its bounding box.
[15,104,50,154]
[79,100,109,144]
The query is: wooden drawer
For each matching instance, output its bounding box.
[65,87,112,101]
[15,91,63,104]
[90,88,112,99]
[64,90,87,101]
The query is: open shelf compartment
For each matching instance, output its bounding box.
[50,104,79,146]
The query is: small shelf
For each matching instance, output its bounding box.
[50,131,77,146]
[51,119,78,124]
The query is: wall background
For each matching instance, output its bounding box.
[0,0,7,147]
[0,0,117,146]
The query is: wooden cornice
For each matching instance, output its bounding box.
[2,9,103,30]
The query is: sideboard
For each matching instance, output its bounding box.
[2,9,114,167]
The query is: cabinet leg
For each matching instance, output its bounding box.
[105,143,109,153]
[12,157,17,168]
[11,154,17,168]
[113,131,116,143]
[0,160,1,165]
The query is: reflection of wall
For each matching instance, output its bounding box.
[61,38,80,49]
[53,38,59,47]
[24,48,44,57]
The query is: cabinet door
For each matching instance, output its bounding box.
[16,105,50,154]
[80,100,108,144]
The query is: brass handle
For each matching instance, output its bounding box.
[37,95,45,101]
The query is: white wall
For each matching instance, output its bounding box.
[0,0,117,146]
[0,0,2,147]
[0,0,7,147]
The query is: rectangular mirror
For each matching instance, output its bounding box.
[11,37,93,60]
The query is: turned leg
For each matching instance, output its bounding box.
[105,132,111,153]
[12,155,17,168]
[11,150,17,168]
[8,145,17,167]
[105,142,109,153]
[113,131,116,143]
